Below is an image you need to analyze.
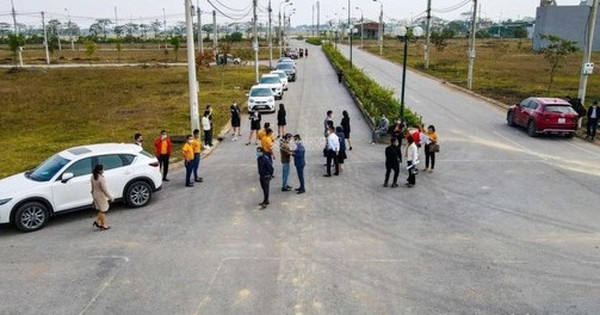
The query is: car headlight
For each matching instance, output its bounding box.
[249,98,255,103]
[0,198,12,206]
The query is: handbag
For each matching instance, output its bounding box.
[429,143,440,153]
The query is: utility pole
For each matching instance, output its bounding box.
[317,1,320,36]
[278,11,282,58]
[424,0,432,69]
[253,0,259,82]
[42,11,50,64]
[268,0,273,68]
[312,3,314,37]
[376,1,383,55]
[577,0,598,108]
[348,0,352,68]
[10,0,23,67]
[213,10,218,55]
[65,9,73,50]
[467,0,477,90]
[184,0,200,132]
[197,3,203,53]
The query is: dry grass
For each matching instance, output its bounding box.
[362,38,600,105]
[0,64,260,178]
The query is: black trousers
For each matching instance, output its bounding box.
[326,149,339,175]
[260,176,271,204]
[385,164,399,185]
[204,129,212,146]
[587,118,598,138]
[158,154,170,179]
[425,144,436,169]
[407,161,416,185]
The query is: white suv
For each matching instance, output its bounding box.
[259,74,284,100]
[0,143,163,232]
[247,84,276,113]
[270,70,289,90]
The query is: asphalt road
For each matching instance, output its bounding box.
[1,42,599,315]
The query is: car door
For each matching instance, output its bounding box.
[51,157,93,212]
[97,154,134,199]
[516,99,532,126]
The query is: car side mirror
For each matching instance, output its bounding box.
[61,172,74,183]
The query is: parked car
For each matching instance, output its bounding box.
[0,144,163,232]
[247,84,276,113]
[285,48,299,59]
[270,70,289,90]
[216,53,241,65]
[507,97,579,137]
[259,74,284,100]
[276,62,296,82]
[277,57,295,65]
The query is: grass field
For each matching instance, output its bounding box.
[0,64,260,178]
[360,38,600,106]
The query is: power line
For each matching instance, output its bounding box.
[432,0,472,13]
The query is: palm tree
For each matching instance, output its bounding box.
[96,19,113,40]
[151,20,163,39]
[139,24,150,39]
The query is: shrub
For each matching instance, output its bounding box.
[305,37,323,46]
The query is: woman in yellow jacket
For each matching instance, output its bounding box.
[92,164,113,230]
[424,125,439,172]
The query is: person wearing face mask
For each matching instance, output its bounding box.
[587,100,599,140]
[256,147,274,209]
[182,134,195,187]
[154,130,172,181]
[91,164,113,230]
[324,126,340,177]
[134,133,143,146]
[292,134,306,194]
[384,137,402,188]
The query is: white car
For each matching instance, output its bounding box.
[0,143,163,232]
[270,70,289,90]
[259,74,284,100]
[247,84,276,113]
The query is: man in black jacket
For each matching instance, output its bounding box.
[257,147,274,209]
[384,137,402,188]
[587,100,599,140]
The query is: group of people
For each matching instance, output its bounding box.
[322,110,353,177]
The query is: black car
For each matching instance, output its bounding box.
[276,62,296,82]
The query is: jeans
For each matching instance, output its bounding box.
[158,154,170,179]
[259,176,271,203]
[184,160,194,185]
[385,164,399,185]
[282,163,290,189]
[587,118,598,138]
[295,165,305,191]
[193,153,201,179]
[372,129,386,142]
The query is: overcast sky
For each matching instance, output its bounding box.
[1,0,587,28]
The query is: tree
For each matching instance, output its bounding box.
[89,23,102,38]
[139,24,150,39]
[123,23,139,37]
[514,27,528,39]
[0,22,12,38]
[172,21,186,36]
[228,31,243,42]
[47,19,61,36]
[96,19,113,40]
[431,29,455,52]
[113,25,124,38]
[170,36,182,60]
[8,33,25,63]
[202,24,213,40]
[538,34,578,91]
[85,40,97,59]
[151,20,163,38]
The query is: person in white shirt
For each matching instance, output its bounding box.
[324,126,340,177]
[201,110,212,148]
[405,135,419,187]
[586,100,599,140]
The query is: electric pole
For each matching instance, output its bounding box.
[317,1,320,36]
[10,0,23,67]
[253,0,259,82]
[213,10,218,55]
[424,0,432,69]
[268,0,273,68]
[577,0,598,108]
[197,3,203,53]
[467,0,477,90]
[42,11,50,64]
[348,0,352,68]
[184,0,200,132]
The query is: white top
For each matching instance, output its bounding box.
[327,132,340,152]
[591,106,598,119]
[406,142,418,162]
[201,116,211,131]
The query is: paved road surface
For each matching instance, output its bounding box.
[1,42,599,314]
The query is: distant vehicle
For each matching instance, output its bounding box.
[247,84,276,113]
[216,53,241,65]
[275,62,296,82]
[277,57,295,65]
[270,70,289,90]
[285,48,299,59]
[507,97,579,138]
[0,144,163,232]
[259,74,284,100]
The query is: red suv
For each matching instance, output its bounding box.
[507,97,579,137]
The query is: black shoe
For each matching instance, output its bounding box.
[163,178,170,182]
[334,173,339,176]
[185,183,194,187]
[324,174,332,177]
[391,183,398,188]
[295,188,301,191]
[195,178,203,182]
[383,183,388,187]
[260,203,267,209]
[93,221,101,229]
[296,190,305,194]
[282,187,291,192]
[286,185,292,189]
[349,146,352,150]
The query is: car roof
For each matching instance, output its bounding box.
[530,97,571,105]
[251,84,274,90]
[58,143,142,160]
[271,70,286,74]
[261,74,279,78]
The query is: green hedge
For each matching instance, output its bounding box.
[305,37,323,46]
[322,42,422,127]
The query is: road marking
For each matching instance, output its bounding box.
[78,256,130,315]
[492,131,532,154]
[564,141,600,158]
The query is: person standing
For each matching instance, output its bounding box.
[384,137,402,188]
[335,126,347,173]
[391,119,405,144]
[405,136,419,187]
[256,147,274,209]
[371,114,390,144]
[587,100,599,140]
[134,133,143,146]
[277,104,287,138]
[91,164,113,230]
[292,134,306,194]
[230,101,242,141]
[154,130,172,181]
[324,126,340,177]
[258,122,271,144]
[280,133,293,191]
[192,129,203,183]
[424,125,439,172]
[246,110,262,145]
[324,110,333,137]
[261,128,275,162]
[182,134,195,187]
[202,110,212,149]
[341,110,352,150]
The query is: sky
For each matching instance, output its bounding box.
[0,0,588,29]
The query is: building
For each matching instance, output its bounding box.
[355,22,384,39]
[533,1,599,51]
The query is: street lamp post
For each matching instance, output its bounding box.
[374,0,383,55]
[355,6,364,49]
[348,0,353,68]
[65,8,74,50]
[279,1,293,57]
[397,26,423,118]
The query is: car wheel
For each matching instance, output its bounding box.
[507,112,515,126]
[14,201,49,232]
[527,120,537,137]
[565,133,575,139]
[125,181,152,208]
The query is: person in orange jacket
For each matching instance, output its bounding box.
[154,130,172,181]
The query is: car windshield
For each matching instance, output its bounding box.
[277,63,294,70]
[273,72,286,79]
[260,76,280,84]
[251,88,273,97]
[544,105,575,114]
[28,154,71,182]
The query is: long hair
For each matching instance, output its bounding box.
[92,164,104,181]
[279,103,285,111]
[342,110,349,119]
